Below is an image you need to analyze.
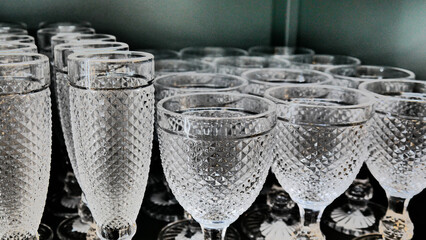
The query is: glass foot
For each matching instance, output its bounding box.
[57,215,92,240]
[158,219,240,240]
[142,189,184,222]
[353,233,383,240]
[240,205,300,240]
[39,224,54,240]
[46,191,79,218]
[323,201,385,237]
[294,225,325,240]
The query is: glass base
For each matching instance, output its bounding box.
[57,216,92,240]
[141,189,184,222]
[158,219,240,240]
[240,205,300,240]
[323,202,386,237]
[46,191,79,218]
[86,223,100,240]
[353,233,383,240]
[39,224,54,240]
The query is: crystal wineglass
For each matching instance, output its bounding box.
[241,68,333,96]
[157,92,277,240]
[326,65,416,88]
[53,42,129,240]
[180,47,248,62]
[0,53,52,239]
[213,56,290,76]
[155,59,215,76]
[248,46,314,58]
[288,54,361,72]
[265,85,375,239]
[51,33,116,53]
[0,34,35,44]
[140,49,180,60]
[0,42,37,53]
[68,51,155,239]
[359,79,426,240]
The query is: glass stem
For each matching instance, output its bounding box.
[388,196,408,215]
[380,195,413,240]
[201,227,227,240]
[299,207,323,227]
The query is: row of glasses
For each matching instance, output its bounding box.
[53,41,129,240]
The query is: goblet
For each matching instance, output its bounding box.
[53,42,129,240]
[359,80,426,240]
[0,42,37,53]
[0,21,27,29]
[289,54,361,72]
[213,56,290,76]
[68,51,155,240]
[51,33,116,53]
[265,85,375,239]
[0,53,52,239]
[157,92,277,240]
[37,27,95,58]
[141,49,180,60]
[0,28,27,35]
[0,34,35,44]
[180,47,248,62]
[326,65,416,88]
[155,59,215,76]
[248,46,314,58]
[241,68,333,96]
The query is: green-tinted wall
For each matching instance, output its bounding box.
[298,0,426,79]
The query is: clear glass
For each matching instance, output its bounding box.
[0,53,52,239]
[359,80,426,240]
[155,59,215,76]
[51,33,116,54]
[158,220,241,240]
[37,27,95,57]
[157,92,277,240]
[0,34,35,44]
[214,56,290,76]
[0,42,37,53]
[248,46,314,58]
[180,47,248,62]
[0,28,27,35]
[54,42,129,240]
[241,68,333,96]
[289,54,361,72]
[326,65,416,88]
[0,21,27,29]
[140,49,180,60]
[38,21,92,29]
[265,85,375,239]
[68,51,155,240]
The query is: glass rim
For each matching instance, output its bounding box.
[326,65,416,81]
[154,73,248,92]
[37,27,95,34]
[0,34,34,40]
[180,46,248,55]
[214,55,291,66]
[248,46,315,55]
[0,28,27,34]
[38,21,91,28]
[265,84,376,110]
[156,59,215,71]
[0,21,27,29]
[54,41,128,52]
[359,79,426,104]
[51,33,116,41]
[157,92,277,121]
[0,52,49,67]
[0,42,37,52]
[241,67,334,85]
[67,50,154,64]
[290,54,361,66]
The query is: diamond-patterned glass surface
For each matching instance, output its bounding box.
[0,89,52,238]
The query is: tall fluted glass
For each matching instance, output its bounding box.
[180,47,248,62]
[157,92,277,240]
[68,51,155,240]
[359,80,426,240]
[265,85,375,239]
[326,65,415,88]
[214,56,290,76]
[289,54,361,72]
[0,53,52,239]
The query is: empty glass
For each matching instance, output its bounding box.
[53,42,129,240]
[0,34,35,44]
[326,65,416,88]
[37,27,95,57]
[241,68,333,96]
[248,46,314,58]
[51,33,116,54]
[68,51,155,239]
[214,56,290,76]
[265,85,375,239]
[0,53,52,239]
[141,49,180,60]
[157,92,276,240]
[359,80,426,240]
[155,59,214,76]
[180,47,248,62]
[0,42,37,53]
[289,54,361,72]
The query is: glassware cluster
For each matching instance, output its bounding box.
[0,21,424,240]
